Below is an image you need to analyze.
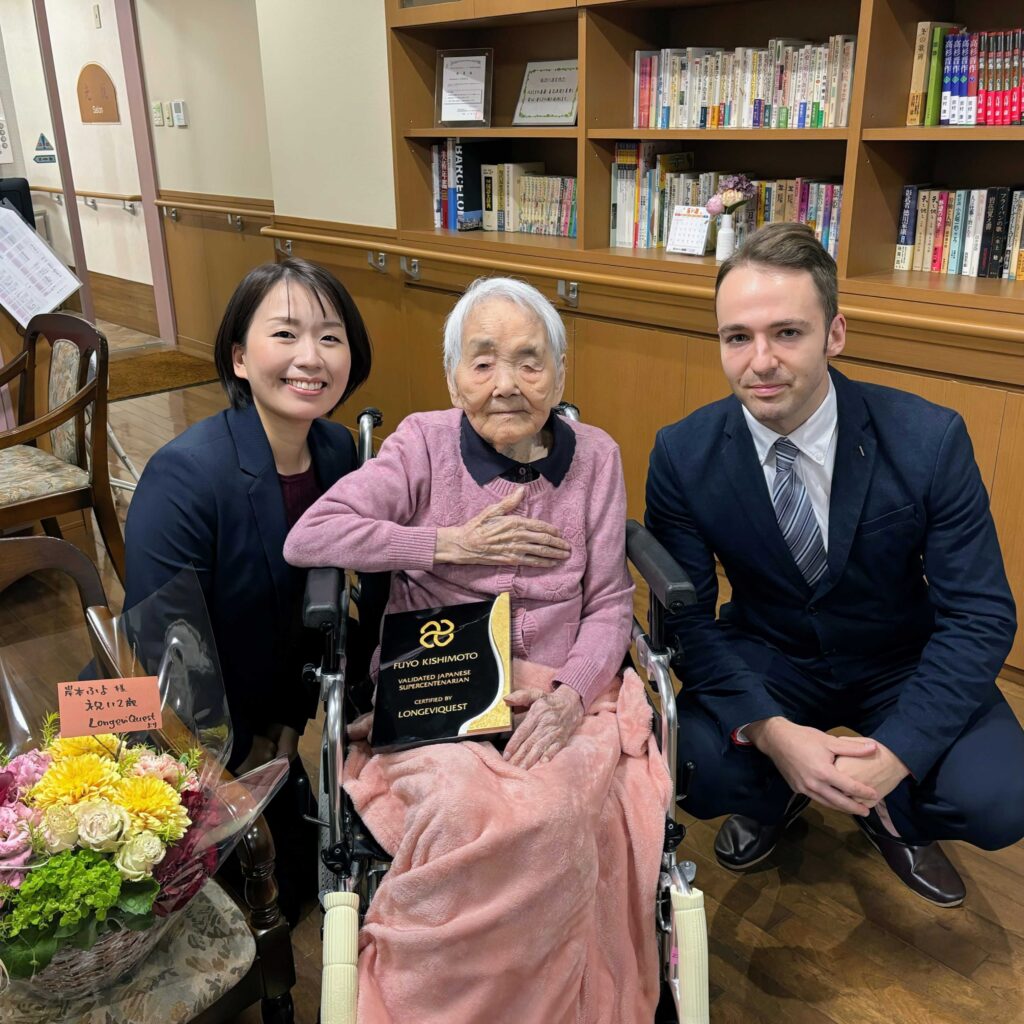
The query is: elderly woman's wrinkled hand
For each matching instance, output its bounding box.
[502,685,583,769]
[435,487,571,567]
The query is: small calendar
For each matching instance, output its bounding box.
[666,205,711,255]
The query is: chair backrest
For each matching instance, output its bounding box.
[20,312,109,471]
[0,535,108,609]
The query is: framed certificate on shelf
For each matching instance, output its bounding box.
[513,59,579,126]
[435,48,493,127]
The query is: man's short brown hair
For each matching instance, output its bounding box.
[715,222,839,331]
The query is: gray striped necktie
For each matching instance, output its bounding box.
[772,437,828,586]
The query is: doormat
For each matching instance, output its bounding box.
[107,350,219,402]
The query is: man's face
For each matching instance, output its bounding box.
[717,265,845,436]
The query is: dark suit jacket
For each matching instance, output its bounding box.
[645,368,1016,779]
[124,403,357,765]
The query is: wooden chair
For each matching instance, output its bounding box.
[0,313,126,584]
[0,536,296,1024]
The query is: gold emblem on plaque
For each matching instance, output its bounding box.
[420,618,455,648]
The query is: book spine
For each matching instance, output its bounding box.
[967,32,979,125]
[910,188,931,272]
[431,145,441,229]
[821,182,834,249]
[650,54,660,128]
[1012,28,1022,124]
[481,164,496,231]
[441,142,451,230]
[939,32,954,124]
[1010,191,1024,279]
[978,32,989,124]
[829,184,842,258]
[947,190,968,274]
[1002,190,1023,278]
[837,39,855,128]
[989,186,1012,277]
[955,32,968,124]
[930,190,950,270]
[925,27,948,125]
[907,22,934,125]
[988,32,1001,126]
[894,184,918,270]
[969,188,988,275]
[638,57,651,129]
[978,187,997,277]
[939,192,955,272]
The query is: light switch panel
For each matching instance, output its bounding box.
[150,100,164,127]
[162,101,173,127]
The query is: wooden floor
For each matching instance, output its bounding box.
[3,370,1024,1024]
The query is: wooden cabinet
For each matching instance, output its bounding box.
[990,394,1024,671]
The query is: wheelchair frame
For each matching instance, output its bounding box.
[304,408,710,1024]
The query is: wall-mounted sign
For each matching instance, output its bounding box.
[36,133,54,151]
[77,63,120,124]
[33,154,56,164]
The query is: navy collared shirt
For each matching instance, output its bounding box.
[459,410,576,487]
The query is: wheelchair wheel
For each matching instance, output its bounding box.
[321,891,359,1024]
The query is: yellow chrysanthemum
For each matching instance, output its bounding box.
[48,734,121,762]
[115,776,191,841]
[29,753,121,809]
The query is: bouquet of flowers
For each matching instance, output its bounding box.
[705,173,757,218]
[0,570,288,999]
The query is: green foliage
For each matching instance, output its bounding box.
[116,878,159,917]
[3,849,121,938]
[39,711,60,750]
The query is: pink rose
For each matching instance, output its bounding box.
[0,812,33,890]
[7,750,51,791]
[133,752,193,790]
[706,194,725,217]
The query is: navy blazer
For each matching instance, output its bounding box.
[645,368,1016,779]
[124,404,357,764]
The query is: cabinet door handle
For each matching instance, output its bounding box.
[557,280,579,307]
[400,256,421,281]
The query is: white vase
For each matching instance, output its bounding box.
[715,212,736,261]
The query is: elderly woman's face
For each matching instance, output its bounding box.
[448,298,565,453]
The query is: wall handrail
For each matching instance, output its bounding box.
[155,199,274,220]
[258,226,1024,346]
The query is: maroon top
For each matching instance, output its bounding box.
[279,465,322,529]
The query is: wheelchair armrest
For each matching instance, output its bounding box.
[626,520,697,615]
[303,567,343,631]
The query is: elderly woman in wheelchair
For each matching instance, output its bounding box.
[285,277,676,1023]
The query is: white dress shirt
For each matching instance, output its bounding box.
[741,377,838,549]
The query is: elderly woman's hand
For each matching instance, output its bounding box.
[435,487,571,567]
[502,685,583,769]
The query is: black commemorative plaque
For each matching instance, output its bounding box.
[370,593,513,753]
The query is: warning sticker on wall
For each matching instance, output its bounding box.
[36,133,54,151]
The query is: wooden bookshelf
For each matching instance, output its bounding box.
[385,0,1024,300]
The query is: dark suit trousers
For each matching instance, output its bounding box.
[677,635,1024,850]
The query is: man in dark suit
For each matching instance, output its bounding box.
[645,222,1024,905]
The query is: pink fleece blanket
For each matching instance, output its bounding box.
[344,662,671,1024]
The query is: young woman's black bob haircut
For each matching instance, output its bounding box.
[213,258,372,412]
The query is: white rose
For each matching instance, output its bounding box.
[75,799,131,852]
[114,830,166,881]
[43,805,79,852]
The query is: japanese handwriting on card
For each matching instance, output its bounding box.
[58,676,162,737]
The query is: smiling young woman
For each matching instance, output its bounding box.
[123,258,372,924]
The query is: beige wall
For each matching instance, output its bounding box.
[253,0,396,228]
[137,0,272,200]
[0,0,151,283]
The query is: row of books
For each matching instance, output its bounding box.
[906,23,1024,126]
[608,144,842,256]
[632,36,856,130]
[894,185,1024,279]
[430,144,577,238]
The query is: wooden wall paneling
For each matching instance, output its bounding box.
[683,334,730,416]
[398,284,468,418]
[200,215,277,345]
[288,238,412,436]
[572,315,688,522]
[88,272,159,337]
[835,361,1007,488]
[986,393,1024,671]
[162,207,216,355]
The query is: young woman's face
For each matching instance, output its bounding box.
[232,280,351,423]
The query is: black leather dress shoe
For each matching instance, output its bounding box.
[853,811,965,908]
[714,794,811,869]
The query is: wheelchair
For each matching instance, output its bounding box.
[302,407,710,1024]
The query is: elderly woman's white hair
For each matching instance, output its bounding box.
[442,276,568,377]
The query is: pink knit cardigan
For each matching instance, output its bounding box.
[284,409,634,709]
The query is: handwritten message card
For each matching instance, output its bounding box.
[58,676,162,738]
